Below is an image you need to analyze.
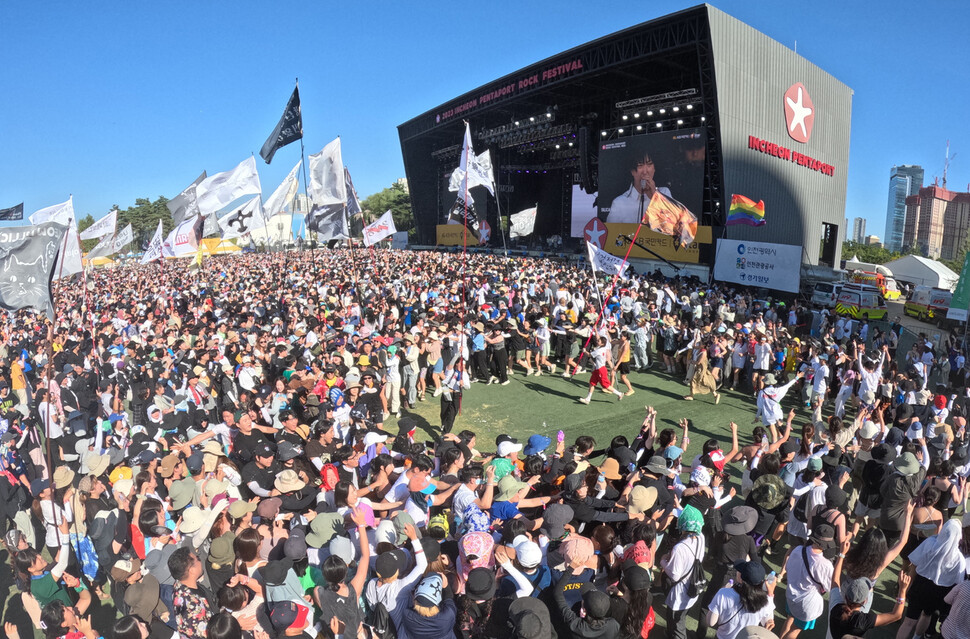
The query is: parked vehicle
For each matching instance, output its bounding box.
[836,284,888,320]
[811,281,844,308]
[904,286,952,321]
[850,270,901,300]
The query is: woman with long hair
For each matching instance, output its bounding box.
[683,338,720,404]
[617,565,656,639]
[232,527,265,576]
[39,601,98,639]
[897,520,968,639]
[706,561,776,638]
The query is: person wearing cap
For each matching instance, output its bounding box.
[756,371,804,428]
[829,568,910,639]
[364,522,426,632]
[497,536,550,598]
[778,521,839,639]
[240,442,281,499]
[398,572,457,639]
[706,560,776,639]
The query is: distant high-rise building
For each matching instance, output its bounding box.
[852,217,866,243]
[396,178,410,194]
[885,164,924,252]
[902,185,970,260]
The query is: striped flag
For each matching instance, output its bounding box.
[726,194,766,226]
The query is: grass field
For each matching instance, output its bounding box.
[398,363,913,639]
[0,364,915,639]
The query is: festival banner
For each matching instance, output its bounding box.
[86,232,115,259]
[309,205,348,241]
[602,224,711,264]
[167,172,206,226]
[587,240,629,276]
[219,197,265,240]
[362,211,397,247]
[643,191,698,247]
[142,220,164,264]
[308,138,346,207]
[0,222,68,318]
[0,203,24,221]
[30,197,75,227]
[111,224,134,253]
[263,160,301,219]
[713,238,801,293]
[259,85,303,164]
[509,207,537,238]
[196,157,261,218]
[79,209,118,240]
[947,252,970,322]
[54,226,83,279]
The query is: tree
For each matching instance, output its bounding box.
[361,183,413,236]
[842,241,901,265]
[117,196,172,249]
[76,214,98,252]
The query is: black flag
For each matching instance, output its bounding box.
[0,203,24,221]
[446,193,482,241]
[0,222,68,319]
[260,86,303,164]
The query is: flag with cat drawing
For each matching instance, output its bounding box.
[0,222,68,319]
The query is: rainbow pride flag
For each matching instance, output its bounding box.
[726,194,766,226]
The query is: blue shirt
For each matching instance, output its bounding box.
[490,500,522,522]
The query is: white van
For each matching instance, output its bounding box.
[812,282,843,308]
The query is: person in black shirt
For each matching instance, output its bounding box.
[239,443,280,499]
[230,413,272,466]
[698,505,760,635]
[829,571,910,639]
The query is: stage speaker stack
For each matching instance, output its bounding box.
[578,127,594,194]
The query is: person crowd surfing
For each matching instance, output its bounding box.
[0,247,968,639]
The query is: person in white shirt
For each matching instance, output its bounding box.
[780,522,837,639]
[607,152,673,224]
[660,505,706,639]
[707,561,776,639]
[578,336,624,404]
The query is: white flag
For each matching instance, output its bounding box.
[195,157,262,218]
[362,210,397,247]
[54,226,83,279]
[448,125,495,196]
[263,159,302,219]
[586,241,629,277]
[86,232,115,259]
[111,224,134,253]
[509,207,537,238]
[219,197,265,240]
[30,197,75,227]
[163,216,201,257]
[79,209,118,240]
[142,221,164,264]
[308,138,346,207]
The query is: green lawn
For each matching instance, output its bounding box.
[398,364,913,639]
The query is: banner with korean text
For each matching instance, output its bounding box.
[713,239,801,293]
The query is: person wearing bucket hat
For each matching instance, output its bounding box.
[660,504,706,639]
[879,450,925,547]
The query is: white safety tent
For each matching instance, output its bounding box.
[884,255,960,290]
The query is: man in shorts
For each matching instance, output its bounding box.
[579,335,625,404]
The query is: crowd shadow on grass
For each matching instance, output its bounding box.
[520,380,577,401]
[401,410,439,441]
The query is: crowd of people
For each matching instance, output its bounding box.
[0,248,968,639]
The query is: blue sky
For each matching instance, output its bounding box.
[1,1,967,239]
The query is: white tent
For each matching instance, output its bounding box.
[884,255,960,290]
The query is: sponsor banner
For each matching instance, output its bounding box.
[714,239,801,293]
[947,252,970,322]
[602,224,711,264]
[436,224,468,246]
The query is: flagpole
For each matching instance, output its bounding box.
[493,165,508,258]
[295,78,312,254]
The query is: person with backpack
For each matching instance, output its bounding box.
[659,505,706,639]
[706,560,776,639]
[364,523,427,637]
[778,522,840,639]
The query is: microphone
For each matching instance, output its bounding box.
[641,179,647,189]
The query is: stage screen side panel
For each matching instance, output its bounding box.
[570,186,598,237]
[594,128,706,227]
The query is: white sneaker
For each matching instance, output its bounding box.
[550,365,557,375]
[488,376,498,384]
[433,388,443,397]
[562,371,570,378]
[508,369,515,376]
[501,380,511,386]
[534,370,542,377]
[579,397,590,404]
